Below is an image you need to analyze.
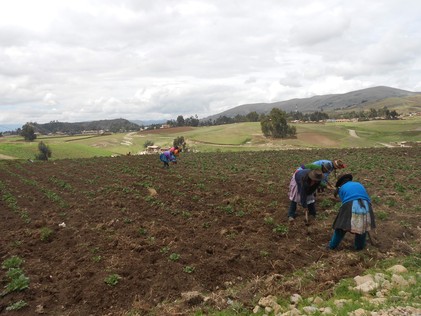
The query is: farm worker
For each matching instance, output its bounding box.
[170,146,180,153]
[287,169,323,221]
[296,162,332,192]
[327,174,376,251]
[159,150,177,168]
[306,159,346,191]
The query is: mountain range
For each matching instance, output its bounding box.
[3,86,420,134]
[203,86,421,121]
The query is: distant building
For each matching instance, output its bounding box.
[146,145,161,153]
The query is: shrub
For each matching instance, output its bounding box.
[143,140,154,148]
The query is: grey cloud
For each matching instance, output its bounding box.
[1,0,421,125]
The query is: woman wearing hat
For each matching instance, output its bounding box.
[297,160,345,192]
[287,169,323,221]
[328,174,376,250]
[311,159,346,190]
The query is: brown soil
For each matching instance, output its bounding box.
[0,147,420,315]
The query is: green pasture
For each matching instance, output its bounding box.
[1,117,420,159]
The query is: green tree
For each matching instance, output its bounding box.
[389,110,399,120]
[368,108,378,118]
[35,142,52,161]
[260,108,296,138]
[20,123,37,141]
[176,115,185,126]
[246,111,259,122]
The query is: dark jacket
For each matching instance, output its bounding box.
[294,169,321,207]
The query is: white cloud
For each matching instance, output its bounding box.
[1,0,421,125]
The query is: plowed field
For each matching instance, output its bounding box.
[1,147,420,315]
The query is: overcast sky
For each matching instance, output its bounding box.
[1,0,421,127]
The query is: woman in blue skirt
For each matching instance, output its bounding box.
[328,174,376,250]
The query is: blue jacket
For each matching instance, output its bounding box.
[339,181,371,205]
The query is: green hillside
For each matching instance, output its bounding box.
[1,117,420,160]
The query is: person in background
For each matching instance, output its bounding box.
[287,169,323,221]
[297,162,332,192]
[309,159,346,191]
[328,174,376,250]
[159,150,177,168]
[170,146,179,154]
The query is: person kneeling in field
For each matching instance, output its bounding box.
[328,174,376,251]
[287,169,323,221]
[159,150,178,168]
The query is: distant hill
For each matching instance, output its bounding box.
[130,119,166,126]
[31,118,141,135]
[203,86,421,121]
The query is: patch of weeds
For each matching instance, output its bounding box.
[219,204,235,215]
[320,198,334,208]
[123,217,133,224]
[144,195,156,203]
[137,227,147,236]
[183,266,195,274]
[121,187,134,194]
[399,220,411,228]
[104,274,121,286]
[40,227,54,242]
[273,224,288,235]
[333,202,342,211]
[413,205,421,212]
[11,240,22,248]
[147,236,155,244]
[333,278,362,300]
[386,198,396,207]
[160,246,170,254]
[1,256,30,296]
[394,182,406,193]
[226,232,237,239]
[20,211,31,224]
[372,196,381,204]
[2,256,24,269]
[182,211,192,219]
[92,255,102,263]
[377,210,388,220]
[6,300,28,311]
[260,250,269,258]
[196,183,205,190]
[49,176,73,191]
[202,222,211,228]
[264,216,275,225]
[269,200,278,207]
[318,212,329,220]
[169,253,180,261]
[402,253,421,270]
